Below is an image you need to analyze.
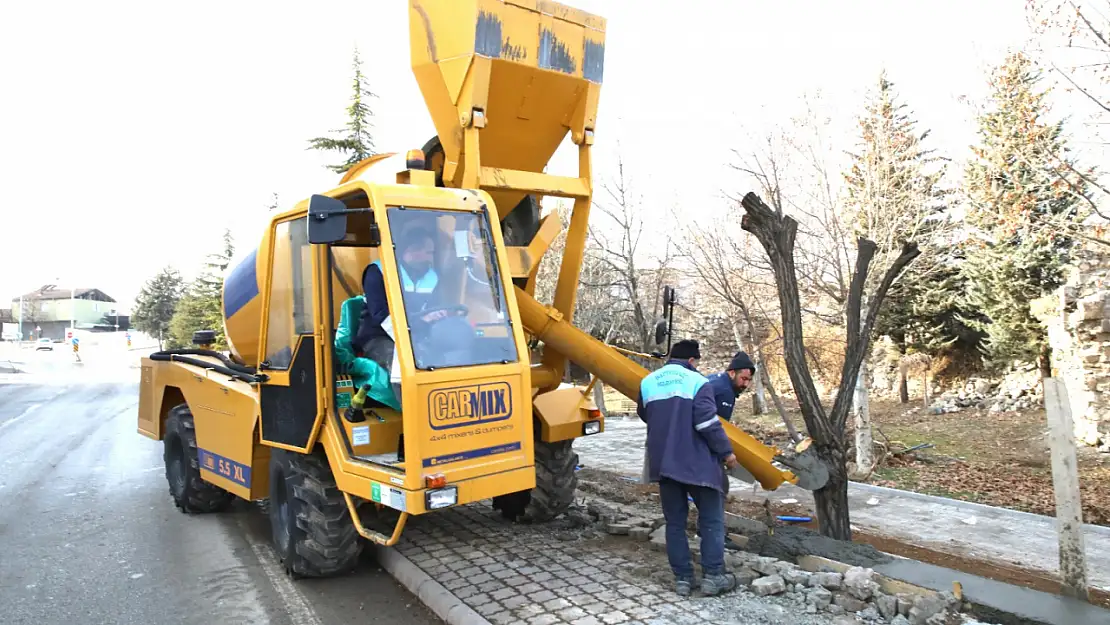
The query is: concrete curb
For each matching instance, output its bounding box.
[374,545,491,625]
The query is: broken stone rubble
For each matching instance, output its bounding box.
[585,495,1007,625]
[926,368,1044,415]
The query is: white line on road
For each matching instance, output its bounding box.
[0,403,41,431]
[237,518,323,625]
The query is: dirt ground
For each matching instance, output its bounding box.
[735,397,1110,526]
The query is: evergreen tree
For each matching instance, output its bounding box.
[842,71,956,355]
[961,52,1088,374]
[131,266,184,349]
[308,48,377,173]
[168,230,235,349]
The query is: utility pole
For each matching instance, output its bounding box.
[17,294,23,341]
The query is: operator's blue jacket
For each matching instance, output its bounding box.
[636,360,734,493]
[706,371,739,422]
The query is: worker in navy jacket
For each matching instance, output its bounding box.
[636,339,739,597]
[707,351,756,422]
[705,351,757,552]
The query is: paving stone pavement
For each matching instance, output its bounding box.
[393,503,837,625]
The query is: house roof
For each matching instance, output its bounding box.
[19,286,116,303]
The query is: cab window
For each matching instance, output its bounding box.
[264,216,314,369]
[385,208,517,370]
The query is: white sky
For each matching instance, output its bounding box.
[1,0,1083,312]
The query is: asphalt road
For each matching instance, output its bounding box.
[0,371,441,625]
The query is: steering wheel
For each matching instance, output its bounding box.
[418,304,469,322]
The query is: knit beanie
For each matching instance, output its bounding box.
[669,339,701,360]
[727,351,756,373]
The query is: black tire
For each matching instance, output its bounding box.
[495,425,579,522]
[268,448,363,578]
[501,195,541,246]
[527,437,579,521]
[163,403,236,513]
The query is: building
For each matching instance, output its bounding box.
[10,286,130,340]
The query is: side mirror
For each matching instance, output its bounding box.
[654,319,668,345]
[308,194,349,244]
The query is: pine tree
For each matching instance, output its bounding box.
[961,52,1088,374]
[842,71,955,354]
[168,230,235,349]
[131,266,185,349]
[308,48,377,174]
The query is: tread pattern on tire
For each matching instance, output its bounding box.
[525,436,579,522]
[164,404,236,513]
[272,449,363,578]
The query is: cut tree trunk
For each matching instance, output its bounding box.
[898,374,909,403]
[813,446,851,539]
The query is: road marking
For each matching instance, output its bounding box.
[238,518,323,625]
[0,403,41,431]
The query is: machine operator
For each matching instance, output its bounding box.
[352,222,445,373]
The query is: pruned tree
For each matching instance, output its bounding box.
[308,47,377,174]
[841,71,953,470]
[131,266,185,349]
[725,97,859,391]
[961,51,1089,375]
[741,192,919,540]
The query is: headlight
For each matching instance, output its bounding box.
[583,420,601,436]
[425,486,458,510]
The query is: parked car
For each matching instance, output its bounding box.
[35,338,53,351]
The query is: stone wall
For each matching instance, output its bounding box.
[1035,243,1110,449]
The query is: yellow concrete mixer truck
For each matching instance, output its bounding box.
[136,0,828,578]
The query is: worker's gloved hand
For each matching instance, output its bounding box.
[723,453,739,469]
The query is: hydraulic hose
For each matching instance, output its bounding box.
[148,352,268,384]
[151,348,258,375]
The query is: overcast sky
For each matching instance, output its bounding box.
[0,1,1073,312]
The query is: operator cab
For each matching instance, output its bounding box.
[311,185,522,473]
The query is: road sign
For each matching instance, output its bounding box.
[65,329,75,342]
[72,337,79,353]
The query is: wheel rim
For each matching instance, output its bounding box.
[166,437,187,496]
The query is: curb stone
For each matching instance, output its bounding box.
[374,545,492,625]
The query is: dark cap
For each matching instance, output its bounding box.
[727,351,756,373]
[669,339,701,360]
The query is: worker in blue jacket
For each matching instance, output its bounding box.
[706,351,756,552]
[707,351,756,422]
[636,339,739,597]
